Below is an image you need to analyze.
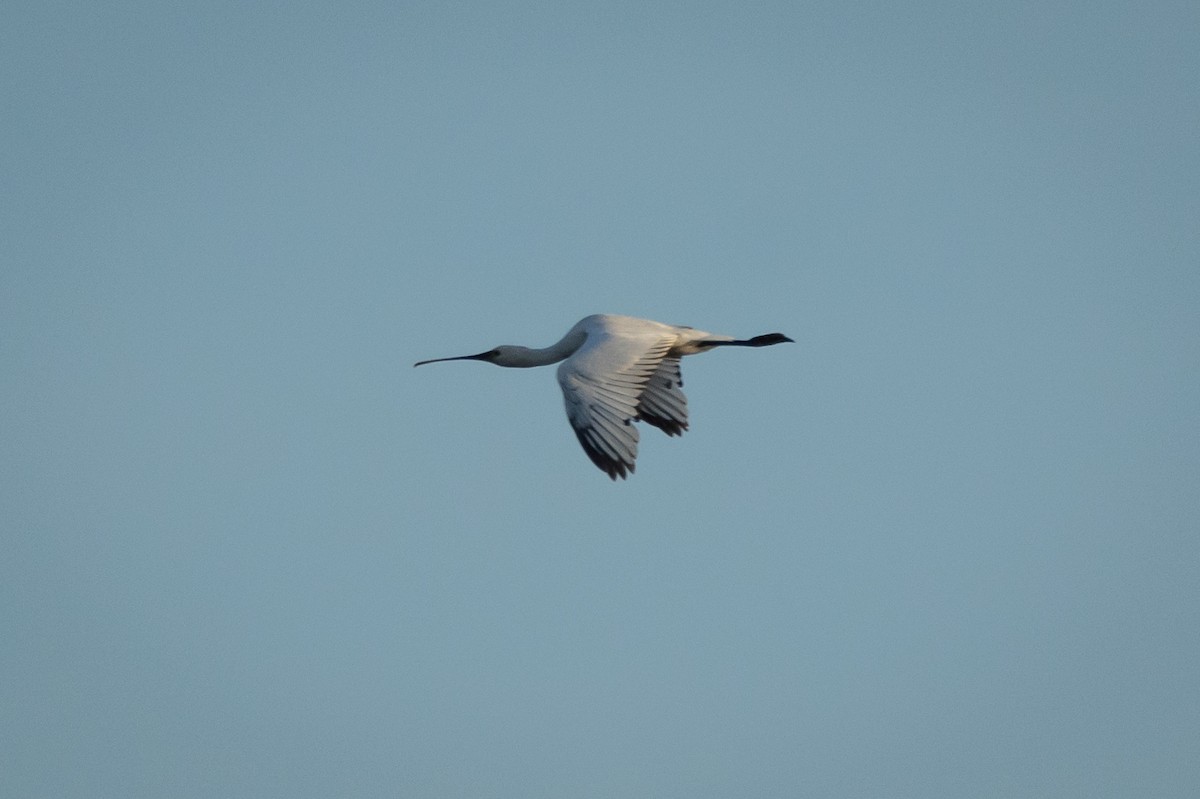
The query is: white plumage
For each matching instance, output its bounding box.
[415,314,793,479]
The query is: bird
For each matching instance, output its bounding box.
[414,313,793,479]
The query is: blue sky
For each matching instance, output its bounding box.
[3,1,1198,796]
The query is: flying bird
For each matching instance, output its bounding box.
[414,314,793,479]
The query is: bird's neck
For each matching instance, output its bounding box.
[500,328,587,367]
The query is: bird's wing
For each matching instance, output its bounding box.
[636,357,689,436]
[557,330,675,479]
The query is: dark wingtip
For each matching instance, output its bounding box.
[572,426,634,480]
[639,414,688,437]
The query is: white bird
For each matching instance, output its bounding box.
[414,313,793,479]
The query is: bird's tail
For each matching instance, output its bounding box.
[700,333,794,348]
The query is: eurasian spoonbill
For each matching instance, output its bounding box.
[414,313,793,479]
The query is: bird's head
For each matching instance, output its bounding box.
[414,345,540,368]
[413,348,501,367]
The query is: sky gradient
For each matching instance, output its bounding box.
[3,2,1199,797]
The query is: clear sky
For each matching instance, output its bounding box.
[3,1,1198,797]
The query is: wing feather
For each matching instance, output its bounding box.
[636,357,689,436]
[558,330,675,479]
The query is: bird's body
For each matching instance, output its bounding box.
[415,314,793,479]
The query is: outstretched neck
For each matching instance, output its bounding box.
[495,327,587,368]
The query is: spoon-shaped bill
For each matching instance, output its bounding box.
[413,351,494,367]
